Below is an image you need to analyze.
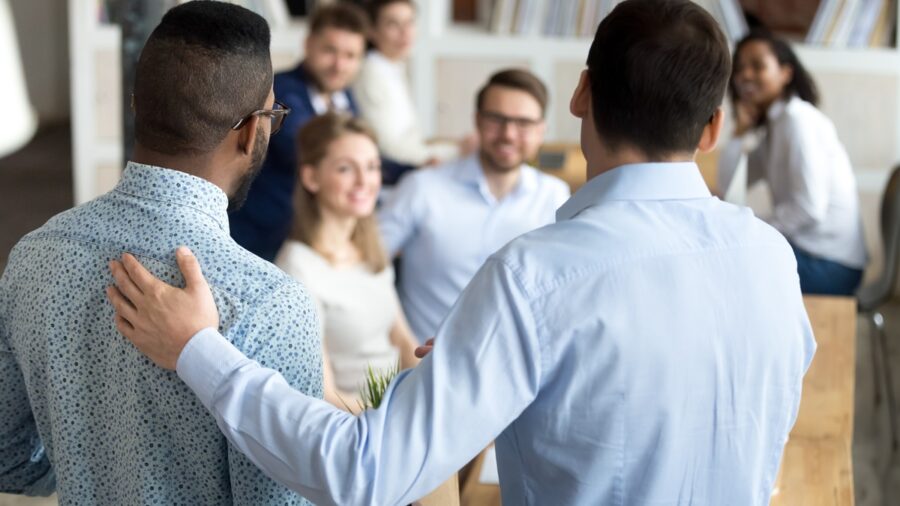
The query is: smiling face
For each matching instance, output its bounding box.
[304,27,366,93]
[476,85,546,173]
[300,133,381,219]
[732,40,793,110]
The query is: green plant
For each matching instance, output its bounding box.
[339,362,401,413]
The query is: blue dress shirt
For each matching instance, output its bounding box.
[378,154,570,342]
[0,163,321,504]
[173,161,816,505]
[229,63,359,261]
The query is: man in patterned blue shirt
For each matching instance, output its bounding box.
[0,3,320,504]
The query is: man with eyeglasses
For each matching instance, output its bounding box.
[229,2,369,262]
[378,68,570,344]
[0,3,318,504]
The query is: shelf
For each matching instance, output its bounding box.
[794,44,900,73]
[429,24,900,69]
[423,25,591,58]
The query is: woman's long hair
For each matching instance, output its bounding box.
[729,29,820,113]
[290,112,388,273]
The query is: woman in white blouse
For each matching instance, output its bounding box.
[352,0,470,184]
[718,30,867,295]
[275,113,418,411]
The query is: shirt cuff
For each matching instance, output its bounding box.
[176,327,251,410]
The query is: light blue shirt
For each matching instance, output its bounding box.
[0,163,320,504]
[378,154,570,342]
[175,162,816,505]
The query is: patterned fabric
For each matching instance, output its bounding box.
[0,162,322,505]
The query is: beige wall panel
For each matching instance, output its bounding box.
[435,57,530,138]
[813,71,899,171]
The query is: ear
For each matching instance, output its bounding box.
[697,107,724,153]
[299,164,320,193]
[237,115,261,156]
[569,70,591,119]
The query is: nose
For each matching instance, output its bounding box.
[499,120,518,139]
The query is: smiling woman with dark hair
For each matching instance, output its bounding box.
[718,29,868,296]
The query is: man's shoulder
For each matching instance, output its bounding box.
[522,165,570,196]
[492,199,793,293]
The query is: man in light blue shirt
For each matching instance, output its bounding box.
[107,1,816,504]
[378,68,570,342]
[0,3,319,504]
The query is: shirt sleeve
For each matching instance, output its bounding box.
[177,257,542,506]
[220,281,323,505]
[768,118,831,236]
[0,281,56,496]
[377,173,424,257]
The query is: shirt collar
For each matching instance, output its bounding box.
[766,96,791,122]
[114,162,230,230]
[309,88,351,115]
[455,154,536,194]
[557,162,710,221]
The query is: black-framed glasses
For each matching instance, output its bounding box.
[478,110,543,133]
[232,100,291,135]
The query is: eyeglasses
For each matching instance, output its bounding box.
[478,110,543,133]
[232,100,291,135]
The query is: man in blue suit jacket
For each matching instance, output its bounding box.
[230,3,368,261]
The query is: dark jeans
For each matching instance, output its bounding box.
[790,243,863,296]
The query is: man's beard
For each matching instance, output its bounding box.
[228,125,267,212]
[482,144,524,174]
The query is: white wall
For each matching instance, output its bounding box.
[9,0,70,124]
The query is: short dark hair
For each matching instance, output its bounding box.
[730,29,819,108]
[133,1,272,156]
[308,2,369,36]
[475,69,549,117]
[364,0,415,26]
[586,0,731,158]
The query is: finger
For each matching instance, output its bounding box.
[424,337,435,346]
[414,345,433,359]
[121,252,164,294]
[175,246,209,293]
[106,285,139,324]
[114,314,135,337]
[109,260,144,302]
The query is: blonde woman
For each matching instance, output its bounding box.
[275,113,418,411]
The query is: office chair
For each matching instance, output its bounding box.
[858,164,900,460]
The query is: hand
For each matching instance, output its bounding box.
[734,101,761,137]
[106,246,219,370]
[414,338,435,359]
[421,156,441,168]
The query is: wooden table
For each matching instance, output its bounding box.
[770,295,856,505]
[461,295,857,506]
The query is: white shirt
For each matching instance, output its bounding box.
[275,241,399,393]
[309,87,351,116]
[378,154,570,342]
[177,162,815,506]
[718,96,868,269]
[352,50,456,165]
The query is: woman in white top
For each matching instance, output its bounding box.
[352,0,471,184]
[275,113,418,411]
[718,30,867,295]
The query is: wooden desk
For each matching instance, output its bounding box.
[461,296,857,506]
[770,295,856,506]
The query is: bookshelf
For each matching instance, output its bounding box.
[69,0,900,207]
[411,0,900,175]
